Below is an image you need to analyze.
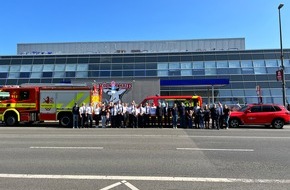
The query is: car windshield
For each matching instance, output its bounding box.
[0,92,10,101]
[237,105,249,112]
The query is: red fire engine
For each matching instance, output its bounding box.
[0,84,101,127]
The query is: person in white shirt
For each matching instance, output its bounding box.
[94,103,101,128]
[144,102,151,127]
[86,103,94,128]
[149,103,157,127]
[79,103,87,128]
[129,101,137,128]
[137,103,144,128]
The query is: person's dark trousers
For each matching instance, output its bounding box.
[81,114,86,128]
[157,116,162,128]
[87,114,93,128]
[111,115,117,128]
[144,114,150,127]
[138,115,144,128]
[164,115,170,127]
[218,115,224,129]
[212,118,218,129]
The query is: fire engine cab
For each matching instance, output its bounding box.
[0,84,101,127]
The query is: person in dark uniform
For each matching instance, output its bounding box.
[72,103,79,129]
[163,102,170,127]
[156,102,163,128]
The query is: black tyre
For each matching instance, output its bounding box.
[59,114,72,127]
[229,118,240,128]
[5,114,18,126]
[272,119,284,129]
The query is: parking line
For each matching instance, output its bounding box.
[0,174,289,184]
[30,147,103,149]
[177,148,254,152]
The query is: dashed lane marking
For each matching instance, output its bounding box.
[30,147,104,149]
[177,148,254,152]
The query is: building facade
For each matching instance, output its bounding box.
[0,39,289,106]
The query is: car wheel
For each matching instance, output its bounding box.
[272,119,284,129]
[230,118,240,128]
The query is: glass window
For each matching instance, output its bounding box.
[231,82,244,88]
[204,61,216,68]
[66,72,75,77]
[180,56,192,62]
[205,68,217,75]
[8,72,20,78]
[100,64,112,70]
[193,61,204,69]
[217,69,229,74]
[53,72,65,78]
[242,68,254,74]
[158,63,168,69]
[135,70,145,76]
[30,72,42,78]
[135,64,145,69]
[22,59,33,64]
[123,64,133,70]
[66,58,78,64]
[270,88,281,96]
[20,65,32,72]
[254,67,267,74]
[32,65,43,72]
[244,89,257,96]
[168,70,180,76]
[43,65,54,71]
[55,65,65,71]
[253,60,265,67]
[181,70,192,76]
[229,61,240,68]
[77,64,88,71]
[44,58,55,64]
[76,71,88,78]
[112,64,122,70]
[89,57,100,63]
[0,65,9,72]
[135,57,145,63]
[146,70,157,76]
[123,57,134,63]
[11,59,22,65]
[192,69,205,75]
[267,67,278,74]
[157,70,168,76]
[228,68,241,74]
[169,62,180,69]
[99,71,110,77]
[10,65,21,72]
[169,56,180,62]
[89,64,99,70]
[284,59,290,67]
[146,63,157,69]
[111,71,122,77]
[0,73,7,78]
[265,60,278,67]
[89,71,99,77]
[218,90,232,97]
[65,64,77,71]
[123,71,133,76]
[181,62,192,69]
[216,61,228,68]
[56,58,67,64]
[241,60,253,68]
[0,59,11,64]
[20,72,30,78]
[232,90,245,96]
[33,59,44,64]
[42,72,53,77]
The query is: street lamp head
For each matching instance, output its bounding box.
[278,3,284,9]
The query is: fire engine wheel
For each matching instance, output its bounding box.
[5,114,18,126]
[59,115,72,128]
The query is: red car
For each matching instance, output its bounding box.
[229,104,290,129]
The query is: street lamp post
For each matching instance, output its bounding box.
[278,3,287,106]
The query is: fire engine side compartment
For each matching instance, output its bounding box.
[39,87,91,122]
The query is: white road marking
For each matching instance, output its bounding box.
[99,181,122,190]
[0,174,289,184]
[177,148,254,152]
[29,147,103,150]
[99,180,140,190]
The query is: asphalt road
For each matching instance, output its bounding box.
[0,125,290,190]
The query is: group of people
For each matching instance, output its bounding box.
[71,100,231,129]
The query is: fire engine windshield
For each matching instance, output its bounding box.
[0,92,10,101]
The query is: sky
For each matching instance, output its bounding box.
[0,0,289,55]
